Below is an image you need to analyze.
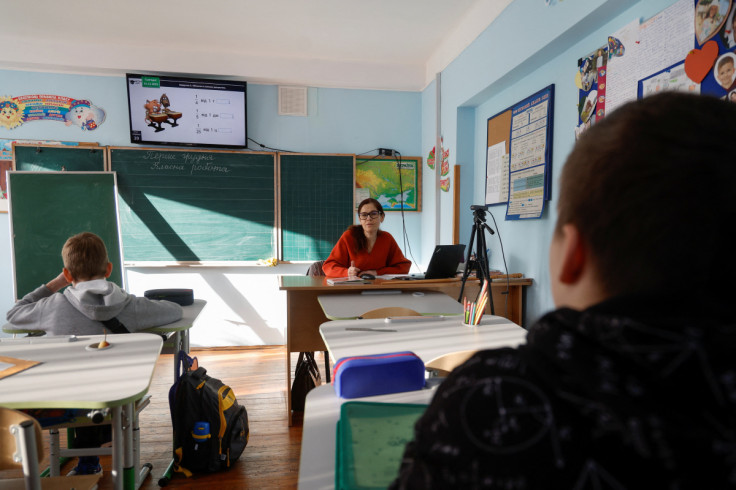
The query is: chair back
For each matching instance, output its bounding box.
[0,407,43,471]
[359,307,421,319]
[0,407,101,489]
[306,260,326,277]
[424,349,478,377]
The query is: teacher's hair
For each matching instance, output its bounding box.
[556,92,736,301]
[349,198,385,251]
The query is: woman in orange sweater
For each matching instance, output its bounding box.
[322,198,411,278]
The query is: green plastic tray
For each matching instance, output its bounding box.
[335,401,427,489]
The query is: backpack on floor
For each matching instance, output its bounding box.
[170,350,249,476]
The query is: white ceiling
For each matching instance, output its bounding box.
[0,0,512,91]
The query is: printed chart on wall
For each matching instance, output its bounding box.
[485,84,554,220]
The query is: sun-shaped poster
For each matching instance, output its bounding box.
[0,97,25,129]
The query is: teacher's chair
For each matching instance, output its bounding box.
[0,407,100,490]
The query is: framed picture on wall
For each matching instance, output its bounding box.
[355,156,422,211]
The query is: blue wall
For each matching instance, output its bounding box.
[433,0,681,323]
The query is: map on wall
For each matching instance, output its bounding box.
[355,156,421,211]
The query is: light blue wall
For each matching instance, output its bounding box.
[433,0,680,324]
[1,0,686,340]
[0,69,421,344]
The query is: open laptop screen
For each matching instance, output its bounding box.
[421,244,466,279]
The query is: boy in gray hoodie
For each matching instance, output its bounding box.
[7,231,183,474]
[7,231,182,335]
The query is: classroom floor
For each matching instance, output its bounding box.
[1,347,329,489]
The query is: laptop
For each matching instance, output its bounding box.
[405,244,466,280]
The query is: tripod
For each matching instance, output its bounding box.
[458,206,495,314]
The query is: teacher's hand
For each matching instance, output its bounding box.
[348,260,360,278]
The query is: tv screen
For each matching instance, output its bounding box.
[126,73,247,149]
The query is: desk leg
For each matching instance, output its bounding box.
[286,292,293,426]
[286,352,292,426]
[172,331,181,379]
[123,402,135,490]
[159,330,190,485]
[112,405,123,490]
[181,328,190,353]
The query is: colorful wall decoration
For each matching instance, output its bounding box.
[0,94,106,131]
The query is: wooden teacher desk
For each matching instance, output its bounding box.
[318,290,464,320]
[278,275,531,424]
[0,333,162,490]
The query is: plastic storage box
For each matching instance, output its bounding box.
[336,401,427,489]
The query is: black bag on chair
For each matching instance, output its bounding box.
[291,352,322,412]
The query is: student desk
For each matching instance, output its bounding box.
[3,299,207,378]
[301,316,527,487]
[298,383,434,489]
[317,290,464,320]
[0,333,162,490]
[279,275,530,425]
[319,314,527,365]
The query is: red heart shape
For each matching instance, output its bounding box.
[685,41,719,83]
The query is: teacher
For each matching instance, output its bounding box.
[322,198,411,278]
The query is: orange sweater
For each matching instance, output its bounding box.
[322,230,411,277]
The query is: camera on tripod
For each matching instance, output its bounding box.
[458,205,495,313]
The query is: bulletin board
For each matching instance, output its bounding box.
[484,84,554,221]
[575,0,735,137]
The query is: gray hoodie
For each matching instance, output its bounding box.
[6,279,183,336]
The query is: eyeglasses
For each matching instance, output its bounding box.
[358,211,381,220]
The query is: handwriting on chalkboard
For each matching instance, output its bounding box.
[141,150,231,174]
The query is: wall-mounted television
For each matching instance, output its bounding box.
[126,73,247,149]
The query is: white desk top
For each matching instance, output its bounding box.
[147,299,206,332]
[317,291,463,320]
[320,315,527,363]
[0,333,162,409]
[298,383,435,489]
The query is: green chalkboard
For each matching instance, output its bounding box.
[8,172,124,299]
[109,147,275,262]
[280,154,354,261]
[13,144,105,172]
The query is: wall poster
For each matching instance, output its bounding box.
[484,84,554,221]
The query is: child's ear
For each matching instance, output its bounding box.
[62,268,74,284]
[558,224,587,285]
[104,262,113,278]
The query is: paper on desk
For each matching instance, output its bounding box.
[327,277,370,285]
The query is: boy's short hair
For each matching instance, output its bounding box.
[62,232,109,281]
[718,56,734,70]
[557,93,735,299]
